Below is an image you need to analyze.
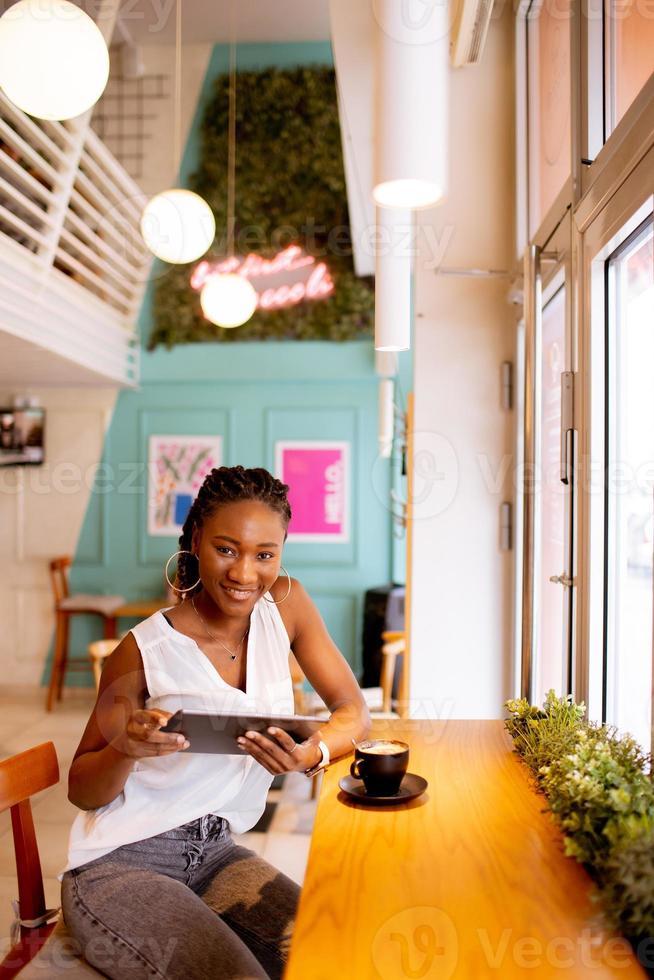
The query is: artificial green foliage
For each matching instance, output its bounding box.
[504,692,654,958]
[149,66,374,348]
[601,833,654,946]
[504,690,586,774]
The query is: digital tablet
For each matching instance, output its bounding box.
[160,710,324,754]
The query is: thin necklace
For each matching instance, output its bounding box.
[191,597,249,661]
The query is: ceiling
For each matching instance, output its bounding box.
[115,0,331,47]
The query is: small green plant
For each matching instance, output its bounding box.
[504,691,654,960]
[504,691,586,775]
[600,831,654,946]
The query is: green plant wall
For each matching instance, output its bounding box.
[150,66,374,348]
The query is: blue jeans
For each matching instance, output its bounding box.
[61,815,300,979]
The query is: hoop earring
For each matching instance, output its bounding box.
[263,565,292,605]
[165,550,201,596]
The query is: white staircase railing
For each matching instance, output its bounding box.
[0,0,151,386]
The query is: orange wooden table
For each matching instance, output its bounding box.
[104,599,168,637]
[286,719,646,980]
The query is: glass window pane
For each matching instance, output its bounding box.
[527,0,572,236]
[608,0,654,131]
[606,221,654,751]
[533,287,568,702]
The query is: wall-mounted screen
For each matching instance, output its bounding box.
[0,407,45,465]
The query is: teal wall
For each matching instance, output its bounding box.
[52,42,412,686]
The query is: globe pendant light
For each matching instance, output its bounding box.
[200,273,257,329]
[140,0,215,264]
[141,189,215,265]
[200,22,256,329]
[372,0,449,209]
[0,0,109,121]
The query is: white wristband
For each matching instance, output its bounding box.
[304,739,330,777]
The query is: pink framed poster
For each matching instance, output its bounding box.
[275,441,350,543]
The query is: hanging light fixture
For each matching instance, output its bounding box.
[378,378,395,459]
[200,16,256,329]
[372,0,448,209]
[375,350,399,377]
[141,0,215,264]
[0,0,109,121]
[374,207,413,351]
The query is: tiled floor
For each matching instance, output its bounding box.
[0,687,317,958]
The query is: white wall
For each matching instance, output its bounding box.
[0,387,117,685]
[93,43,213,198]
[409,7,516,719]
[138,44,213,197]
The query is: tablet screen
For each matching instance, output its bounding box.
[161,710,323,754]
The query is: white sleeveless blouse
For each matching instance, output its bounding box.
[64,596,295,872]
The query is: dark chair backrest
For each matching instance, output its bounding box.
[48,557,71,606]
[50,555,73,606]
[0,743,60,978]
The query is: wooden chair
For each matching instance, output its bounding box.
[87,638,120,691]
[378,630,406,715]
[303,631,406,719]
[46,557,124,712]
[0,743,102,978]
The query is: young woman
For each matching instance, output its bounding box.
[62,465,371,979]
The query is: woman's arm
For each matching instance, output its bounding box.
[68,633,188,810]
[239,578,371,774]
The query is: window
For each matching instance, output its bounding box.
[606,0,654,132]
[605,218,654,749]
[527,0,572,235]
[533,286,569,701]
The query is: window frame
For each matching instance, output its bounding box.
[574,146,654,728]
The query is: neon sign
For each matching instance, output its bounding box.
[190,245,335,313]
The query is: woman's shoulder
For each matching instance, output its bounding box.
[131,609,172,650]
[268,576,313,643]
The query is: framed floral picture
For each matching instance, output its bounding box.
[148,435,222,536]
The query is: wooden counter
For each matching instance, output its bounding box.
[286,719,646,979]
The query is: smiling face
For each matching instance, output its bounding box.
[191,499,287,616]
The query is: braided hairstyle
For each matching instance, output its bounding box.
[175,465,291,596]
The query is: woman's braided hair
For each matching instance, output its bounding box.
[175,465,291,596]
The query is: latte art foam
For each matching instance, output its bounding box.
[360,741,406,755]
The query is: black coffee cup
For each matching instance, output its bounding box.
[349,739,409,796]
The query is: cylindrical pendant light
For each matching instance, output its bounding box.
[375,350,398,377]
[372,0,449,209]
[378,378,395,458]
[0,0,109,121]
[141,0,215,263]
[374,207,413,351]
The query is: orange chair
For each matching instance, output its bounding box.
[0,743,103,978]
[46,557,124,712]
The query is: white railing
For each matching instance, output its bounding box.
[0,67,151,386]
